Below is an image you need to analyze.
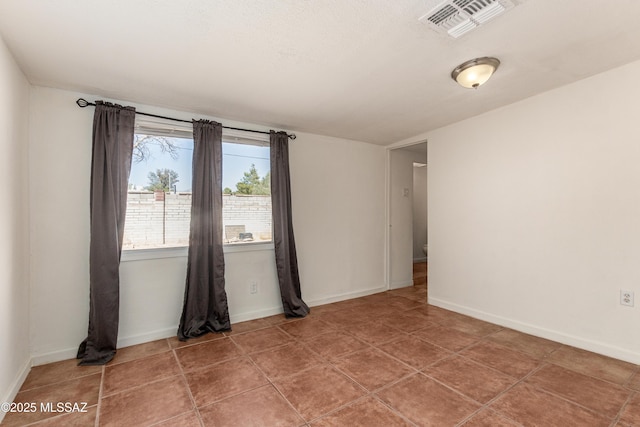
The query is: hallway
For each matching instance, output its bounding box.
[413,261,426,288]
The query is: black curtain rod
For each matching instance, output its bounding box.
[75,98,296,140]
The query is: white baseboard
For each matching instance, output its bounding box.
[389,280,413,290]
[117,327,177,349]
[0,357,32,423]
[31,347,80,366]
[429,297,640,365]
[413,257,427,263]
[231,307,284,323]
[31,286,389,367]
[307,286,388,307]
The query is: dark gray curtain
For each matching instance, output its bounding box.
[270,131,309,317]
[178,120,230,340]
[77,101,135,365]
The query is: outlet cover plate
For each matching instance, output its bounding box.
[620,290,634,307]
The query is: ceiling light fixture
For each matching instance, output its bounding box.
[451,57,500,89]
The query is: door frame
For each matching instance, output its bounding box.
[385,139,428,290]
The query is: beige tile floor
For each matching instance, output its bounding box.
[3,263,640,426]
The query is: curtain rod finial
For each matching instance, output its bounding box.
[76,98,90,108]
[289,134,297,140]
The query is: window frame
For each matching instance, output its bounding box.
[121,119,273,262]
[121,242,275,262]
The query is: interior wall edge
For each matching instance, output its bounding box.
[0,31,31,422]
[0,357,31,424]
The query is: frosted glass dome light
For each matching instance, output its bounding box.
[451,57,500,89]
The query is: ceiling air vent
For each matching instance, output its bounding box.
[419,0,522,39]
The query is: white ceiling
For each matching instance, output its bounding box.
[2,0,640,145]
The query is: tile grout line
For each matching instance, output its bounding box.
[16,368,102,394]
[286,291,457,423]
[238,326,635,427]
[14,280,640,426]
[231,345,308,424]
[479,334,638,390]
[461,361,547,425]
[243,324,414,424]
[610,390,633,427]
[94,364,105,427]
[306,329,422,424]
[544,352,638,390]
[462,333,567,418]
[437,360,549,427]
[12,363,107,426]
[623,364,640,390]
[190,335,301,420]
[369,393,421,427]
[527,356,637,420]
[170,343,206,427]
[481,360,626,424]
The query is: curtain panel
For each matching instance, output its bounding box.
[270,131,309,317]
[77,101,135,365]
[178,120,230,340]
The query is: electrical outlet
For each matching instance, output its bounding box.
[620,290,634,307]
[250,281,258,294]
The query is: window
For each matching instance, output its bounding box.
[122,121,272,251]
[221,140,272,244]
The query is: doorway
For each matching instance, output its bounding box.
[387,141,427,291]
[413,159,427,287]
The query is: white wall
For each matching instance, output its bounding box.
[0,35,30,421]
[28,86,387,364]
[290,132,386,302]
[421,59,640,363]
[413,164,427,261]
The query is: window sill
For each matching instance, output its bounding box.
[121,242,274,262]
[223,242,274,254]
